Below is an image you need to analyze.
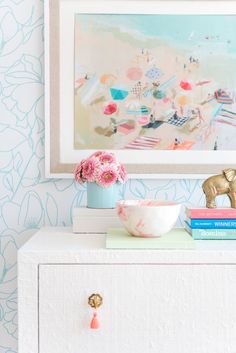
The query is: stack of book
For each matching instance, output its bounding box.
[185,207,236,240]
[73,207,121,233]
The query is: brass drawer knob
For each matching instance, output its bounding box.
[88,294,103,329]
[88,293,103,309]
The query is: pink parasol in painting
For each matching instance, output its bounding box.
[180,80,193,90]
[126,67,143,81]
[103,102,117,115]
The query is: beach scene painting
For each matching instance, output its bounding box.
[74,14,236,151]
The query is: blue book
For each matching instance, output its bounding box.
[185,221,236,239]
[187,218,236,229]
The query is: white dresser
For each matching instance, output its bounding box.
[18,227,236,353]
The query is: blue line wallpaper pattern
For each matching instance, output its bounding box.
[0,1,230,351]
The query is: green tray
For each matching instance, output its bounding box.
[106,228,195,249]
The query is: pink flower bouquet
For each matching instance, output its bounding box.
[74,151,127,188]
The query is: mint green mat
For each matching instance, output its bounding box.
[106,228,195,249]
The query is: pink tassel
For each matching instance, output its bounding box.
[90,312,100,329]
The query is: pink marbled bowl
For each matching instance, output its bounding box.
[116,200,181,238]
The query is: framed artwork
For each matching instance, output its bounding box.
[45,0,236,178]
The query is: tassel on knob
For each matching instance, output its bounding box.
[90,312,100,329]
[88,293,103,329]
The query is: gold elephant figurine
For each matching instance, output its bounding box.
[202,169,236,208]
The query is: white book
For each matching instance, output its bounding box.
[73,207,121,233]
[73,207,117,217]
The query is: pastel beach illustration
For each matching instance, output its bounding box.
[74,14,236,150]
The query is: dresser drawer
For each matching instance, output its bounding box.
[39,264,236,353]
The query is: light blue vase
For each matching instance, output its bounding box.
[87,182,120,209]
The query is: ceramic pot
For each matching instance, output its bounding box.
[87,182,120,209]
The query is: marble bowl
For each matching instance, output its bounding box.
[116,200,181,237]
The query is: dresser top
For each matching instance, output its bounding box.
[17,227,236,264]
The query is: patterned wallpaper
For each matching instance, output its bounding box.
[0,1,230,352]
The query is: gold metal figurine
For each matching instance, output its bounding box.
[202,168,236,208]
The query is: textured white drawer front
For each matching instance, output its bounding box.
[39,264,236,353]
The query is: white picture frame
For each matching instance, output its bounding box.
[45,0,236,179]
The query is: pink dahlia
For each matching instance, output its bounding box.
[90,151,104,158]
[74,160,85,184]
[74,151,127,186]
[97,165,118,187]
[99,152,116,164]
[82,157,99,182]
[117,163,127,183]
